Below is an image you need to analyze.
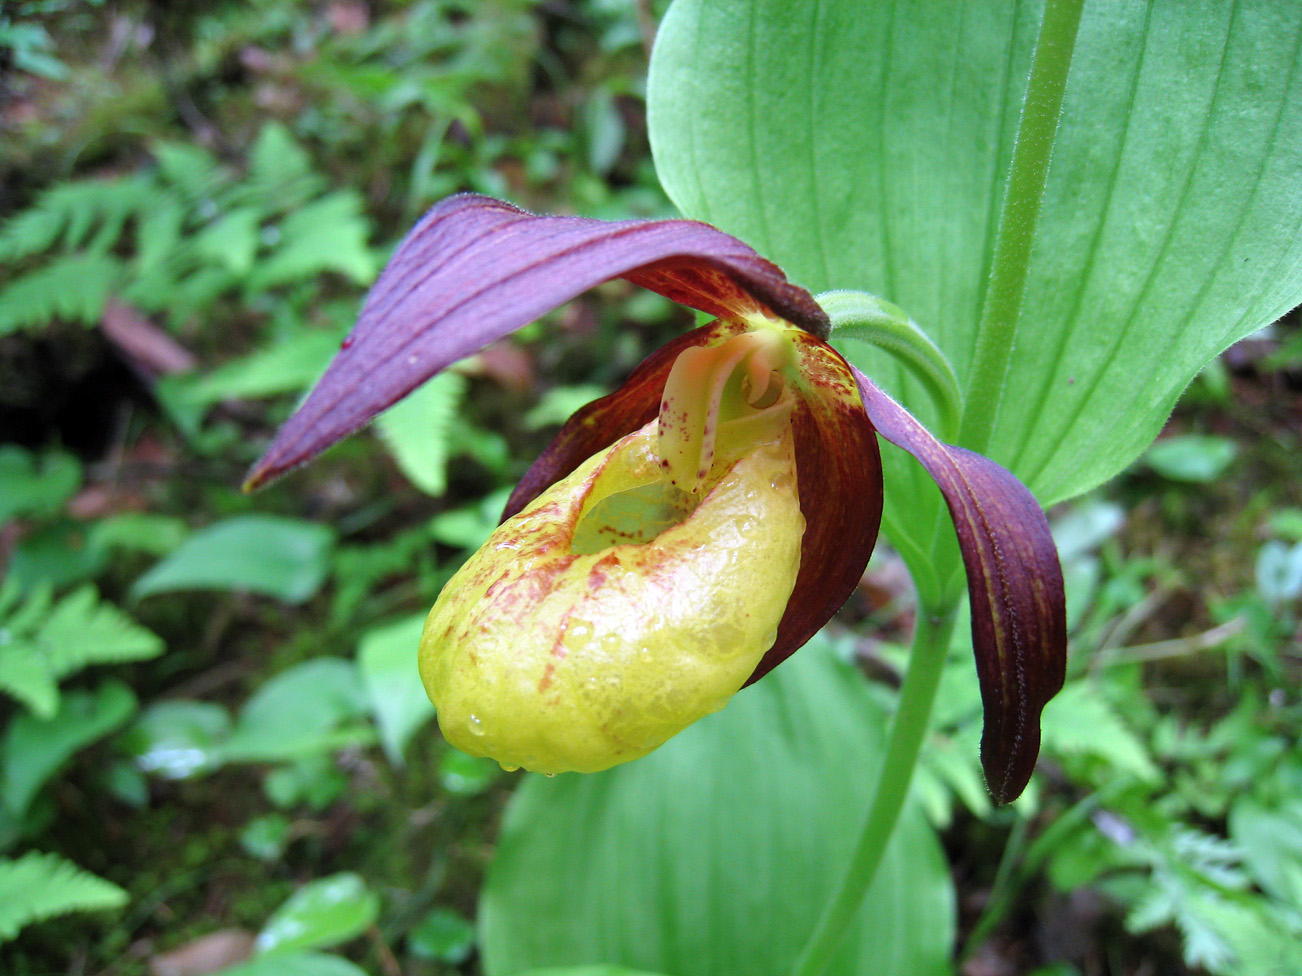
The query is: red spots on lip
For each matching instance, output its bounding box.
[538,608,576,692]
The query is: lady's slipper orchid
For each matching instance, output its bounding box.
[246,194,1066,803]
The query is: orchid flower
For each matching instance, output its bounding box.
[245,194,1065,804]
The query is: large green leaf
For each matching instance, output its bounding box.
[131,515,335,604]
[479,635,954,976]
[649,0,1302,514]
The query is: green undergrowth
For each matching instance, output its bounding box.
[2,2,1299,975]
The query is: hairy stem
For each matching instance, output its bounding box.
[958,0,1086,455]
[791,603,959,976]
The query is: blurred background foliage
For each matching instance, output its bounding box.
[0,1,1299,975]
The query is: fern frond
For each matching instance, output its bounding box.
[151,141,227,207]
[0,585,163,716]
[35,586,166,682]
[0,851,128,943]
[0,177,154,263]
[376,371,468,497]
[0,252,124,335]
[238,122,324,212]
[245,192,376,291]
[0,650,59,718]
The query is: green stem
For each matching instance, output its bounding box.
[818,290,963,443]
[958,0,1086,455]
[791,603,959,976]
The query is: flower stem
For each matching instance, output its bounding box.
[790,602,959,976]
[818,290,963,443]
[958,0,1086,455]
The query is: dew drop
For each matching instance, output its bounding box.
[467,714,485,736]
[340,336,354,349]
[544,772,557,778]
[499,763,519,772]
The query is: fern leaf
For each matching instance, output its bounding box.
[240,123,323,212]
[0,178,148,263]
[0,585,162,714]
[245,192,376,290]
[0,851,127,942]
[0,252,123,334]
[37,585,165,681]
[0,650,59,718]
[1040,680,1160,782]
[376,371,467,496]
[134,197,186,275]
[152,142,227,206]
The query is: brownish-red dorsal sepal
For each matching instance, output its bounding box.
[244,194,828,491]
[852,368,1067,804]
[503,320,748,520]
[744,333,883,684]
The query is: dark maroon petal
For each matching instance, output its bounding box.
[747,333,882,684]
[852,368,1066,804]
[244,194,827,490]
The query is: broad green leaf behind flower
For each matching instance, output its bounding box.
[649,0,1302,516]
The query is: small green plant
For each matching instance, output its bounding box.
[0,122,375,337]
[0,577,163,942]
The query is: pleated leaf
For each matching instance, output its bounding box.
[649,0,1302,513]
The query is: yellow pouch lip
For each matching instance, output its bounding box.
[419,416,804,775]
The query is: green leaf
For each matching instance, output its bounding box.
[1255,540,1302,603]
[438,749,499,798]
[1143,434,1237,483]
[255,872,380,956]
[1039,681,1159,783]
[357,614,435,765]
[262,756,346,811]
[2,680,137,818]
[239,813,292,862]
[242,123,323,212]
[220,659,372,763]
[649,0,1302,520]
[512,969,672,976]
[375,371,467,496]
[0,585,165,716]
[479,635,954,976]
[131,515,336,604]
[213,950,369,976]
[0,851,127,942]
[0,252,123,334]
[179,327,346,406]
[0,175,151,262]
[87,513,191,557]
[408,907,476,964]
[1229,797,1302,905]
[246,193,376,291]
[122,700,232,779]
[194,208,262,276]
[0,446,81,524]
[0,650,58,718]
